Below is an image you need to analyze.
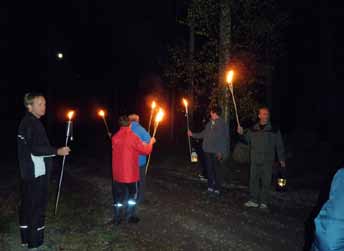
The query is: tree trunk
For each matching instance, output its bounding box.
[189,21,195,127]
[169,87,176,141]
[218,0,231,155]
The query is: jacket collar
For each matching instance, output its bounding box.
[253,122,272,131]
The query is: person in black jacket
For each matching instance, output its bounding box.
[17,92,70,250]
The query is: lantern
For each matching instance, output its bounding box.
[191,149,198,163]
[276,165,287,192]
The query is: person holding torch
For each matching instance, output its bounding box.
[17,93,71,250]
[237,106,286,210]
[188,106,228,196]
[128,114,151,204]
[111,115,156,225]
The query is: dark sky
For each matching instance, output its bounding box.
[3,0,344,146]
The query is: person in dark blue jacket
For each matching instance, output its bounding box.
[312,168,344,251]
[129,114,151,203]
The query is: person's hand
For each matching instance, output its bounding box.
[237,126,244,135]
[57,147,71,156]
[280,160,286,168]
[187,130,193,137]
[216,153,223,160]
[150,137,156,144]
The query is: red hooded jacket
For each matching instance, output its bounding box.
[112,127,152,183]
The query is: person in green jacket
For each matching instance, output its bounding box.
[237,107,286,209]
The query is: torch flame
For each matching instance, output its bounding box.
[226,70,234,84]
[98,109,105,117]
[151,101,157,110]
[155,108,164,123]
[182,98,188,107]
[67,111,74,120]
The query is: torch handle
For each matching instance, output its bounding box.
[146,121,160,175]
[102,117,111,139]
[55,155,66,215]
[55,120,72,215]
[230,88,241,128]
[186,113,192,160]
[148,111,153,134]
[65,121,72,146]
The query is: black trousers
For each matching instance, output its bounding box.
[19,175,49,249]
[204,153,222,190]
[112,181,138,219]
[138,166,146,203]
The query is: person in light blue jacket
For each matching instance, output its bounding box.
[129,114,151,203]
[312,168,344,251]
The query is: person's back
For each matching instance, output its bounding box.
[112,127,149,183]
[111,115,155,224]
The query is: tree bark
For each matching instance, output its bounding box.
[218,0,231,155]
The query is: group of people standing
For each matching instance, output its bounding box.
[17,93,155,250]
[189,105,286,209]
[17,92,288,250]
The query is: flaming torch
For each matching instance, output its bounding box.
[147,101,157,134]
[145,108,164,175]
[55,110,74,215]
[183,98,197,162]
[226,70,241,127]
[98,109,111,139]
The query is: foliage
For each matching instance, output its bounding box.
[163,0,289,125]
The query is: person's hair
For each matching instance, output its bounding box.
[210,106,222,116]
[128,114,139,122]
[24,92,44,108]
[258,106,270,113]
[118,115,130,127]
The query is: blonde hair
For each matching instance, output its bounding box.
[24,92,44,108]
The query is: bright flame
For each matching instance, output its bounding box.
[67,111,74,120]
[98,109,105,117]
[155,108,164,123]
[226,70,234,84]
[182,98,188,107]
[151,101,157,110]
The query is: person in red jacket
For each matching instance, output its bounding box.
[112,115,155,224]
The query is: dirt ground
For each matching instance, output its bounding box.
[0,149,318,251]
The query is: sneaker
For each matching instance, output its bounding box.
[198,174,207,182]
[213,190,221,196]
[259,203,268,210]
[207,188,214,193]
[244,200,259,208]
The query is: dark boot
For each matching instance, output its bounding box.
[126,199,140,224]
[113,203,123,225]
